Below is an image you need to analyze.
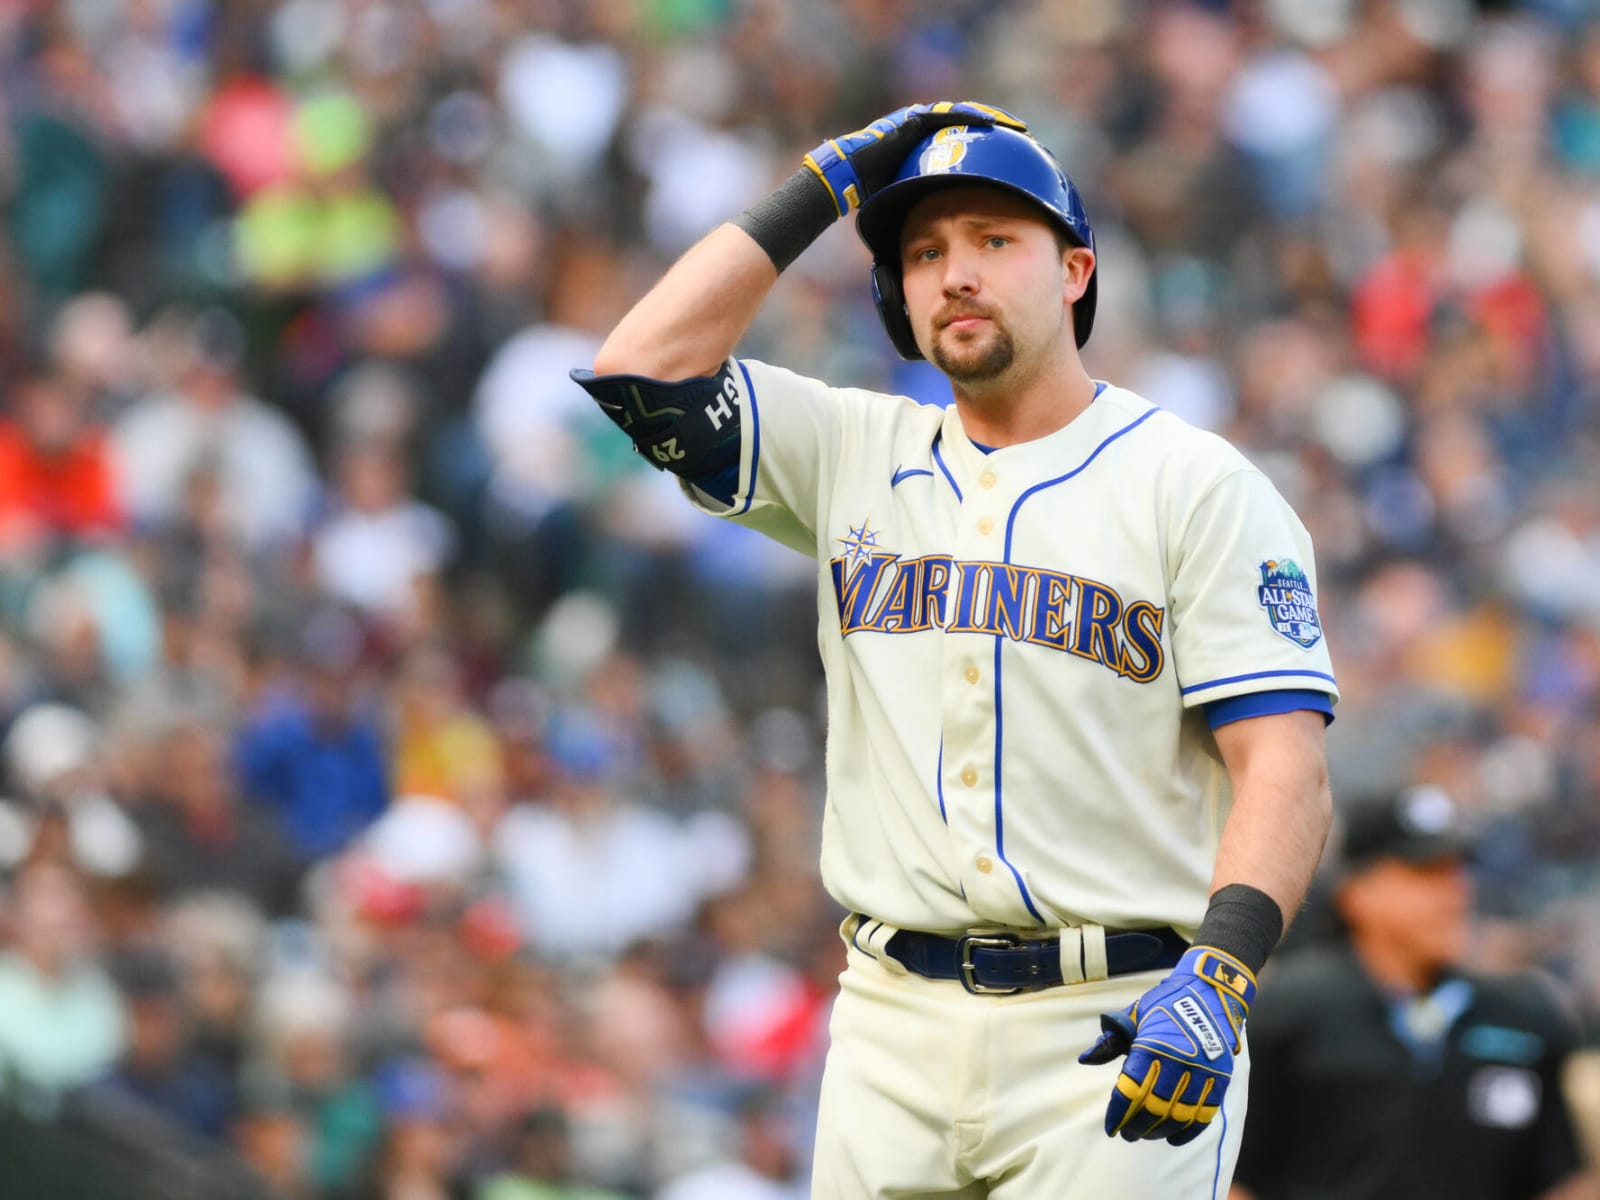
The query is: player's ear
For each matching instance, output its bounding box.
[1063,245,1095,306]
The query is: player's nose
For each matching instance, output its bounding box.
[940,249,981,295]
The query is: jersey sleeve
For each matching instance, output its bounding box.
[1167,466,1339,709]
[679,356,844,558]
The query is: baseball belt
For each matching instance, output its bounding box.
[877,923,1189,996]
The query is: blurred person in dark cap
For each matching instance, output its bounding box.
[231,1071,316,1200]
[476,1102,629,1200]
[347,1057,467,1200]
[233,608,389,864]
[1231,785,1596,1200]
[93,946,238,1140]
[133,713,304,917]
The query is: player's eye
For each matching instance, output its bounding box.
[911,246,941,263]
[985,235,1010,249]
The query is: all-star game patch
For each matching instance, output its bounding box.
[1257,559,1323,649]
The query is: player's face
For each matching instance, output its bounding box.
[898,187,1089,385]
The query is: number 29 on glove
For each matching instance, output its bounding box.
[1077,945,1256,1146]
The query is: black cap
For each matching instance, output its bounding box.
[109,947,182,999]
[1339,785,1475,872]
[517,1103,570,1138]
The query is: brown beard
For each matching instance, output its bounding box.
[930,318,1015,382]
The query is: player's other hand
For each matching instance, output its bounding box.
[1076,945,1255,1146]
[803,101,1028,217]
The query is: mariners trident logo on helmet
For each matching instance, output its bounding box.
[855,124,1098,358]
[918,125,980,173]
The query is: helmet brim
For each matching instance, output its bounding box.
[857,174,1088,268]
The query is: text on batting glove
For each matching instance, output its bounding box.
[1076,945,1255,1146]
[802,100,1028,216]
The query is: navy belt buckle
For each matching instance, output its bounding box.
[955,932,1026,995]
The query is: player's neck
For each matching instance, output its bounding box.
[950,357,1098,449]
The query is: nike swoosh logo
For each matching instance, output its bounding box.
[891,465,934,487]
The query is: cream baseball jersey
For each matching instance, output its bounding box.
[687,357,1338,937]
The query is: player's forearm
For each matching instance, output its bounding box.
[1210,709,1333,928]
[592,223,780,381]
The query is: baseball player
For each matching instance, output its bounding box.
[573,103,1337,1196]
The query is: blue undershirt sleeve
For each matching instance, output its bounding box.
[1204,688,1334,730]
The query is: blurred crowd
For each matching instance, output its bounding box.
[3,0,1600,1195]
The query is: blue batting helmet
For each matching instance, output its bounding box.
[855,124,1097,359]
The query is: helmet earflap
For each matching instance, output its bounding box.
[870,263,922,361]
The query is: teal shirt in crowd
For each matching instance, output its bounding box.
[0,952,126,1096]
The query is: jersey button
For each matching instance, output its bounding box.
[976,855,994,873]
[963,665,980,684]
[979,470,997,490]
[960,766,978,787]
[977,516,994,536]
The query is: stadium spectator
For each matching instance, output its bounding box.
[1233,786,1597,1200]
[233,612,390,863]
[111,308,317,552]
[0,372,122,555]
[0,862,126,1099]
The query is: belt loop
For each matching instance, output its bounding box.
[842,914,909,976]
[1057,927,1086,985]
[1082,924,1109,982]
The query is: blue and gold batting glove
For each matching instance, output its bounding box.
[1077,946,1255,1146]
[802,100,1028,216]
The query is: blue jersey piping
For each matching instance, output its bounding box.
[991,397,1156,923]
[931,433,962,502]
[735,360,761,516]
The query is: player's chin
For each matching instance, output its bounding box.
[932,330,1014,382]
[942,336,988,364]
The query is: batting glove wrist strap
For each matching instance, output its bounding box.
[1077,946,1256,1146]
[732,169,841,273]
[1192,882,1284,974]
[802,100,1028,218]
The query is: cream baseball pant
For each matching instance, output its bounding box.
[811,932,1249,1198]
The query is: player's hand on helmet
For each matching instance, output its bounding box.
[803,101,1028,216]
[1077,945,1255,1146]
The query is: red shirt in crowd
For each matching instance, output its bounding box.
[0,418,122,546]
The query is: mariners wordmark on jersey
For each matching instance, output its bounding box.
[829,527,1166,685]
